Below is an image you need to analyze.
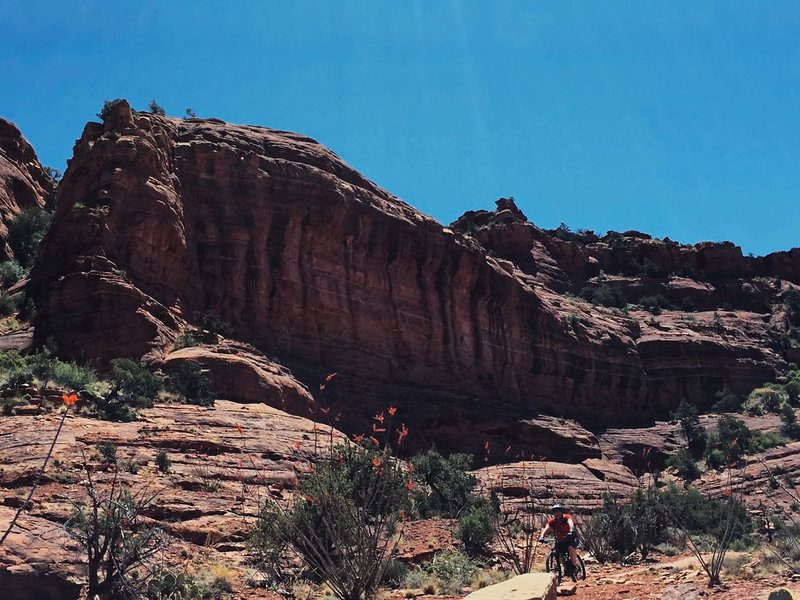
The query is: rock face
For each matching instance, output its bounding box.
[25,100,799,458]
[0,118,53,260]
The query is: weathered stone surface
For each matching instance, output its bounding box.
[0,117,53,260]
[464,572,557,600]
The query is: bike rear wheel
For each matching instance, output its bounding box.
[575,555,586,580]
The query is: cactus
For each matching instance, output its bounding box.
[768,589,794,600]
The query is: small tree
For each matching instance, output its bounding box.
[95,358,164,421]
[147,99,166,115]
[671,400,707,457]
[7,205,52,268]
[168,360,214,406]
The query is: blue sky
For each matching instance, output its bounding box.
[2,1,798,256]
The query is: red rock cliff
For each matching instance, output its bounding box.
[0,118,53,260]
[26,101,790,455]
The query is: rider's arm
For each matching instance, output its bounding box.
[538,522,551,541]
[565,516,575,536]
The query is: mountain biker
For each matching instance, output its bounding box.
[539,503,580,575]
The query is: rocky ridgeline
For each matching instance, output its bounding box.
[2,99,790,461]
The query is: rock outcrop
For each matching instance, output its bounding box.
[0,118,53,260]
[24,101,798,459]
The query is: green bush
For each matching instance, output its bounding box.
[96,442,117,463]
[671,400,707,457]
[0,291,18,316]
[639,294,676,315]
[665,449,702,482]
[168,360,214,406]
[411,448,477,518]
[156,450,171,474]
[750,429,789,452]
[95,358,164,420]
[193,310,233,343]
[704,415,752,466]
[174,331,199,349]
[748,386,789,415]
[0,349,33,388]
[97,98,127,121]
[52,359,97,391]
[421,550,481,595]
[454,495,496,554]
[711,388,744,413]
[0,260,24,287]
[7,206,52,268]
[659,483,751,544]
[580,284,627,309]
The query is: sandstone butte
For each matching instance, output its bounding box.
[0,102,800,599]
[16,99,800,461]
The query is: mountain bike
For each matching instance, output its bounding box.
[543,537,586,584]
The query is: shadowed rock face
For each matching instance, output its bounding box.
[25,100,796,456]
[0,118,53,260]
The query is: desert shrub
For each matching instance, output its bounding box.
[7,205,52,268]
[52,359,97,392]
[580,512,615,563]
[0,260,24,287]
[704,415,752,466]
[96,442,117,463]
[590,492,637,562]
[147,100,166,116]
[193,310,233,343]
[168,360,214,406]
[780,403,800,439]
[629,485,667,559]
[665,449,702,482]
[748,386,789,415]
[174,330,199,349]
[659,483,751,540]
[156,450,171,474]
[671,400,707,457]
[712,388,744,413]
[0,349,33,388]
[454,495,496,554]
[66,461,166,599]
[750,430,789,453]
[94,358,164,421]
[381,559,409,587]
[421,550,481,595]
[411,448,476,518]
[639,294,676,315]
[580,284,627,309]
[97,98,127,121]
[249,442,411,600]
[0,291,18,316]
[783,289,800,326]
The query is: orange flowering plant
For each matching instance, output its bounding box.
[249,407,413,600]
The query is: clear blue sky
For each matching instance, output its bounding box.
[2,1,798,256]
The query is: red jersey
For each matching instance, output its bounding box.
[547,514,574,542]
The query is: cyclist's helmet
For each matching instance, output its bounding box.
[551,503,564,512]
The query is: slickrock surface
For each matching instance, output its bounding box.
[463,573,556,600]
[0,118,52,260]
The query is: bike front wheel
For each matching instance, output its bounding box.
[545,552,562,582]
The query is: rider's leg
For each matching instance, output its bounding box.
[568,545,578,568]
